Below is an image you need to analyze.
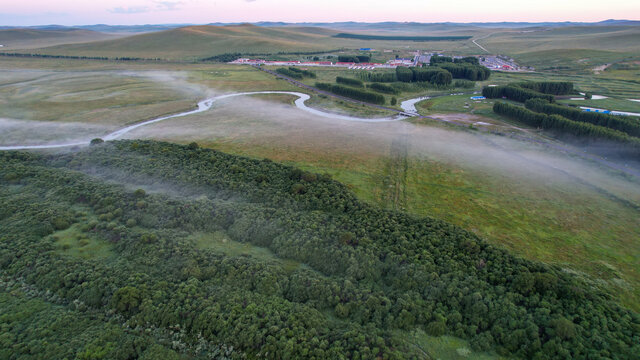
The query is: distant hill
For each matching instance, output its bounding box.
[1,20,638,34]
[22,24,342,61]
[0,28,120,50]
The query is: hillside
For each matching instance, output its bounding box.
[24,24,342,61]
[1,140,638,359]
[0,28,120,50]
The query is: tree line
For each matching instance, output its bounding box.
[336,76,364,88]
[357,71,397,83]
[367,82,399,95]
[430,55,479,66]
[276,67,316,79]
[434,62,491,81]
[493,102,640,153]
[0,52,160,62]
[337,55,371,63]
[334,33,472,41]
[396,67,453,85]
[200,49,345,62]
[483,85,556,103]
[514,81,574,95]
[525,98,640,137]
[316,82,385,104]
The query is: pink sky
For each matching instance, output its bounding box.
[1,0,638,26]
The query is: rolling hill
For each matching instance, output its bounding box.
[23,24,343,61]
[0,28,120,50]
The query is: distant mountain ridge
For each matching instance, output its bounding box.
[1,19,638,34]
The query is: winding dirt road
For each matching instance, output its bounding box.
[0,91,410,151]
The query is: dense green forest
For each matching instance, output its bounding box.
[1,141,638,359]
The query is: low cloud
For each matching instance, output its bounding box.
[108,6,150,14]
[154,1,183,11]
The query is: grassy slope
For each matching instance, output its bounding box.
[9,24,639,74]
[478,26,640,72]
[25,25,341,61]
[0,28,120,50]
[0,69,197,147]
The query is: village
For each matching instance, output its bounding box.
[229,50,526,71]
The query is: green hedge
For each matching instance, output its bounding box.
[483,85,555,103]
[276,67,303,79]
[435,63,491,81]
[494,102,640,150]
[525,99,640,137]
[368,83,399,94]
[316,82,385,104]
[514,81,574,95]
[336,76,364,88]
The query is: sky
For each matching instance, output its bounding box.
[0,0,638,26]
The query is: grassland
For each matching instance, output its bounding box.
[1,25,640,358]
[403,330,508,360]
[0,28,120,50]
[17,25,342,61]
[1,56,638,311]
[0,69,196,126]
[479,26,640,70]
[110,80,639,311]
[558,97,640,113]
[191,231,305,274]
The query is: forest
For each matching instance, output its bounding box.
[1,140,638,359]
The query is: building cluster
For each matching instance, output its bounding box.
[229,58,401,69]
[230,53,527,72]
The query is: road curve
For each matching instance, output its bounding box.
[0,91,409,151]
